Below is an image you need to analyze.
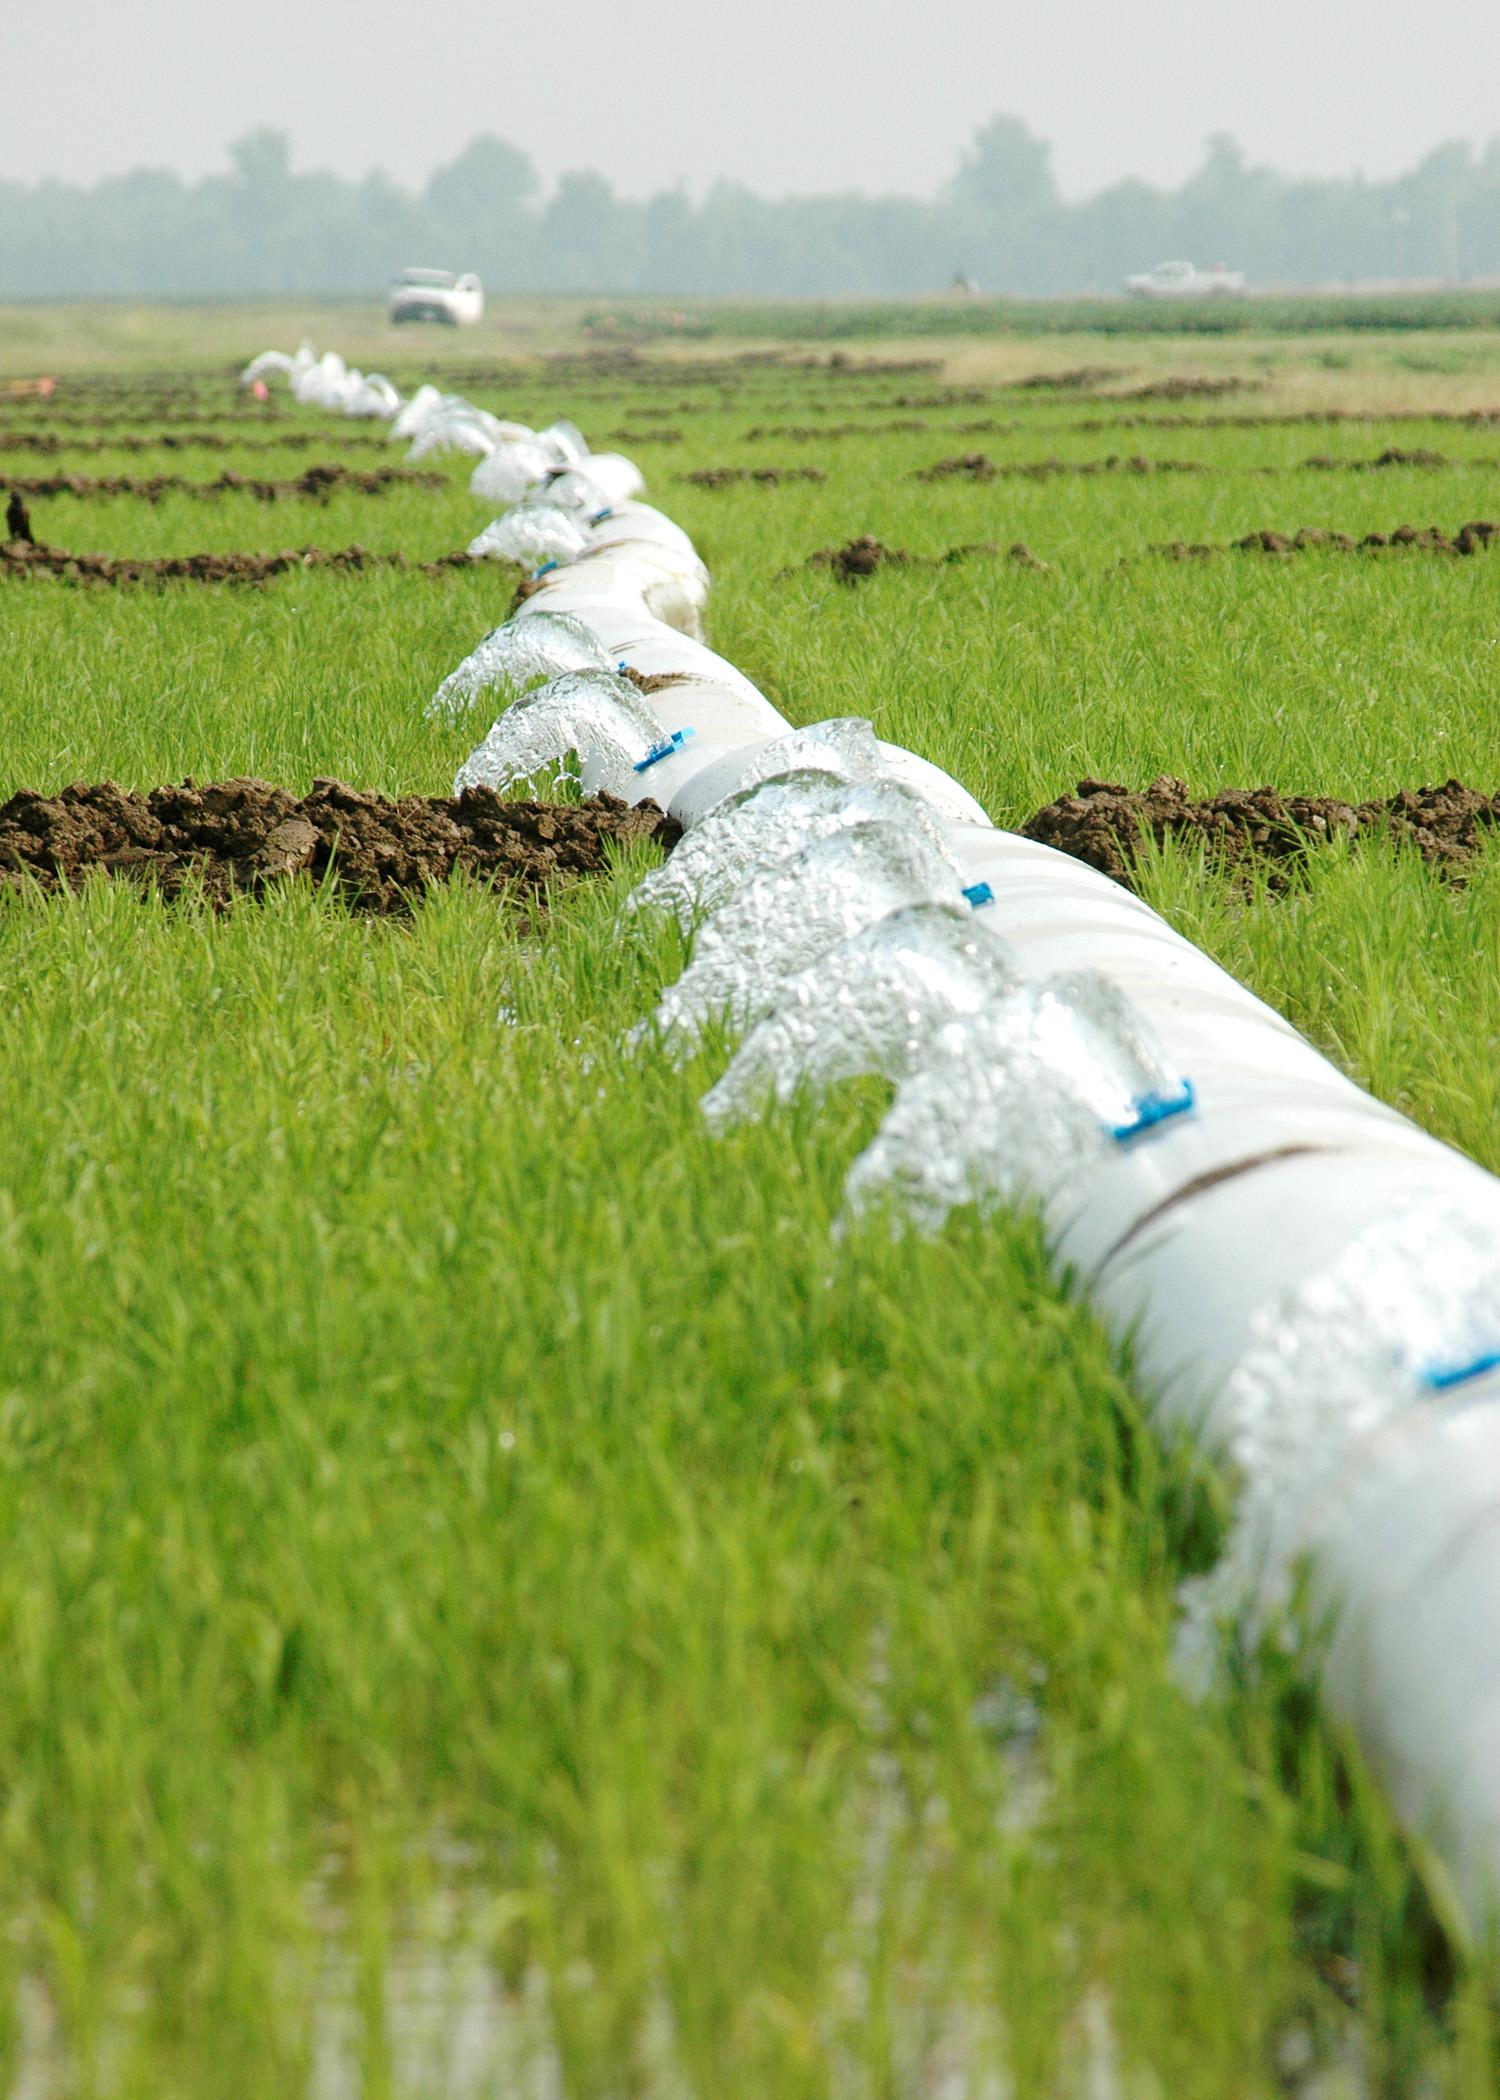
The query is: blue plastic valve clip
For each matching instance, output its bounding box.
[633,726,697,774]
[533,559,559,578]
[590,506,615,525]
[962,880,995,908]
[1109,1076,1196,1143]
[1423,1349,1500,1393]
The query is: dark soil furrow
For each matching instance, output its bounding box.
[1063,407,1500,435]
[0,779,675,912]
[1024,775,1500,887]
[743,419,937,441]
[916,452,1207,482]
[1150,520,1500,559]
[797,534,1048,580]
[3,466,444,502]
[0,430,393,456]
[677,465,828,487]
[0,540,487,585]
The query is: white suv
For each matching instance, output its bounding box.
[388,269,485,326]
[1125,260,1247,299]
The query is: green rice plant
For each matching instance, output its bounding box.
[1,309,1498,2093]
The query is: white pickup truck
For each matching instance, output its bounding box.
[1125,260,1247,299]
[388,269,485,326]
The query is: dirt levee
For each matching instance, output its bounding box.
[1024,776,1500,887]
[0,779,676,912]
[1,541,482,585]
[2,465,443,503]
[678,465,827,487]
[916,452,1206,483]
[799,535,1048,580]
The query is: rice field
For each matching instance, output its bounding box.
[2,301,1499,2098]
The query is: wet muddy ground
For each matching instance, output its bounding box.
[0,779,676,912]
[1024,776,1500,886]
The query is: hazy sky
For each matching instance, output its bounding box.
[5,0,1497,200]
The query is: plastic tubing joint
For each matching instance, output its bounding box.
[633,727,698,774]
[1110,1077,1197,1144]
[1422,1349,1500,1394]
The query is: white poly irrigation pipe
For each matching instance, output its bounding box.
[241,343,1500,1925]
[512,505,1500,1931]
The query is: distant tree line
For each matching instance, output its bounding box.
[3,118,1500,299]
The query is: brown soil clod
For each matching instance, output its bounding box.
[800,535,1049,581]
[0,429,391,456]
[677,465,827,487]
[1148,521,1500,561]
[917,453,997,481]
[807,534,912,580]
[0,779,677,913]
[742,419,934,441]
[1,541,484,585]
[1009,365,1125,391]
[1304,447,1450,471]
[1023,775,1500,889]
[917,451,1206,483]
[0,465,443,504]
[1112,376,1261,401]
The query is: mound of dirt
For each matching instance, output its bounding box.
[1148,521,1500,560]
[0,540,482,586]
[801,535,1048,581]
[916,452,1207,483]
[810,534,911,579]
[741,419,933,441]
[1023,775,1500,888]
[0,430,390,456]
[1303,447,1451,470]
[606,428,684,445]
[1112,376,1261,402]
[824,353,942,376]
[0,779,676,912]
[1009,366,1125,391]
[3,465,442,504]
[890,388,992,409]
[677,465,827,487]
[917,453,997,481]
[1235,520,1500,557]
[1067,408,1500,437]
[11,408,290,431]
